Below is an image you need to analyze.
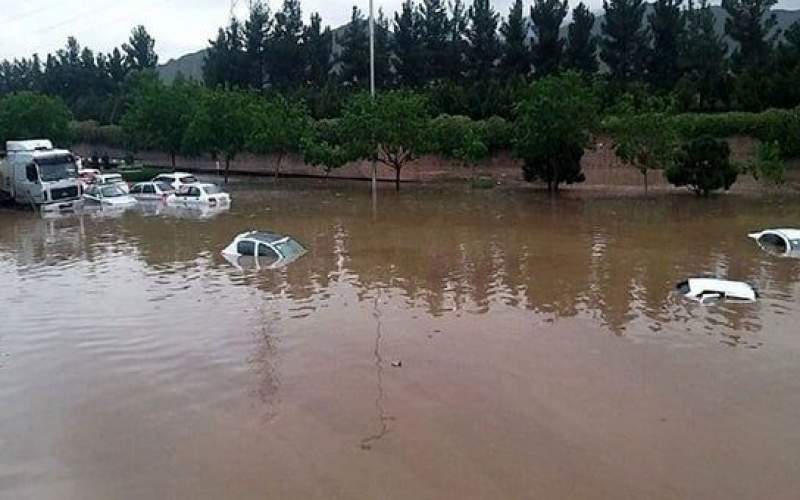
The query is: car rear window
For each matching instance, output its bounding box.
[205,185,222,194]
[182,176,198,184]
[156,182,173,192]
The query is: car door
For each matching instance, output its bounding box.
[142,184,157,200]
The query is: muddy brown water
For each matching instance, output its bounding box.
[2,178,800,500]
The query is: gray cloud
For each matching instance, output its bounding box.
[1,0,799,62]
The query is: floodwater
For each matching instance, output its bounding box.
[1,178,800,500]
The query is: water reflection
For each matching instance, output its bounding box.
[2,186,800,347]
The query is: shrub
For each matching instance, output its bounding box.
[475,116,512,153]
[430,115,478,158]
[71,121,126,148]
[665,136,738,196]
[739,140,786,185]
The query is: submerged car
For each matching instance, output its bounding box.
[222,231,306,269]
[94,172,129,193]
[748,228,800,258]
[82,184,137,207]
[676,277,758,304]
[151,172,199,191]
[129,181,175,201]
[167,183,231,207]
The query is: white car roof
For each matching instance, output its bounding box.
[686,278,757,301]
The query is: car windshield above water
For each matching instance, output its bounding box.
[36,154,77,182]
[98,185,126,197]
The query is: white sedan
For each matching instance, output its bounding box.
[94,173,130,194]
[676,277,758,304]
[167,183,231,207]
[129,181,175,201]
[151,172,199,191]
[82,184,137,207]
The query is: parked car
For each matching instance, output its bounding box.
[129,181,175,201]
[166,183,230,207]
[151,172,199,191]
[748,228,800,258]
[222,231,306,269]
[676,277,758,304]
[82,184,137,207]
[93,172,129,193]
[77,168,101,190]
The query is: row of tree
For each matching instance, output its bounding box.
[2,0,800,121]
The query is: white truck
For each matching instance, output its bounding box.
[0,139,82,211]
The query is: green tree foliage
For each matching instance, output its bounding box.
[301,118,352,174]
[248,96,310,179]
[513,72,598,192]
[244,0,272,88]
[676,0,729,111]
[612,112,680,193]
[393,0,425,87]
[303,13,333,87]
[204,18,250,88]
[530,0,568,77]
[445,0,469,82]
[182,88,254,183]
[0,92,72,145]
[121,75,196,167]
[123,25,158,72]
[647,0,685,89]
[665,136,737,195]
[270,0,305,88]
[466,0,500,80]
[564,2,599,75]
[499,0,530,78]
[420,0,451,81]
[600,0,650,83]
[339,7,371,86]
[339,91,431,190]
[722,0,779,74]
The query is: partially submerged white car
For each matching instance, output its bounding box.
[129,181,175,201]
[151,172,199,191]
[748,228,800,258]
[167,183,230,207]
[82,184,137,207]
[677,277,758,304]
[94,172,130,193]
[222,231,306,269]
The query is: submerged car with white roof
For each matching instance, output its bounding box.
[748,228,800,258]
[166,183,230,207]
[82,184,137,207]
[151,172,199,191]
[222,231,306,269]
[676,277,758,304]
[129,181,175,201]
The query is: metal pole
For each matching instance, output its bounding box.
[369,0,377,196]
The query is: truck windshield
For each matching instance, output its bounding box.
[35,155,76,182]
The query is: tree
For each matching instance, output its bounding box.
[600,0,650,83]
[530,0,569,77]
[270,0,305,88]
[304,13,334,87]
[123,25,158,71]
[722,0,779,74]
[121,75,196,168]
[244,0,272,88]
[612,112,680,194]
[301,118,353,175]
[564,2,599,75]
[339,91,431,190]
[339,6,370,86]
[676,0,728,110]
[665,136,737,196]
[203,19,249,88]
[445,0,469,82]
[500,0,530,78]
[513,72,598,192]
[647,0,684,89]
[393,0,425,87]
[0,92,72,145]
[248,96,310,180]
[183,88,253,183]
[420,0,450,81]
[466,0,501,80]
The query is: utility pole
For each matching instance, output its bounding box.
[369,0,377,197]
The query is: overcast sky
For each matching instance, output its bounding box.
[1,0,799,63]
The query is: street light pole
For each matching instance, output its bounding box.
[369,0,377,197]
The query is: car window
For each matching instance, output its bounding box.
[188,187,200,196]
[759,234,787,253]
[156,182,173,193]
[154,176,172,183]
[143,185,155,194]
[130,185,142,194]
[237,240,256,256]
[257,243,279,258]
[205,185,222,194]
[181,176,198,184]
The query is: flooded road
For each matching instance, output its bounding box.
[2,178,800,500]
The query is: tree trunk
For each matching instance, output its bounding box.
[224,158,230,184]
[642,169,649,195]
[395,166,401,192]
[274,153,284,182]
[170,151,176,169]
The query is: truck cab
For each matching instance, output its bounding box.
[0,139,82,211]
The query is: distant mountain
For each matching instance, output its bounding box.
[158,6,800,83]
